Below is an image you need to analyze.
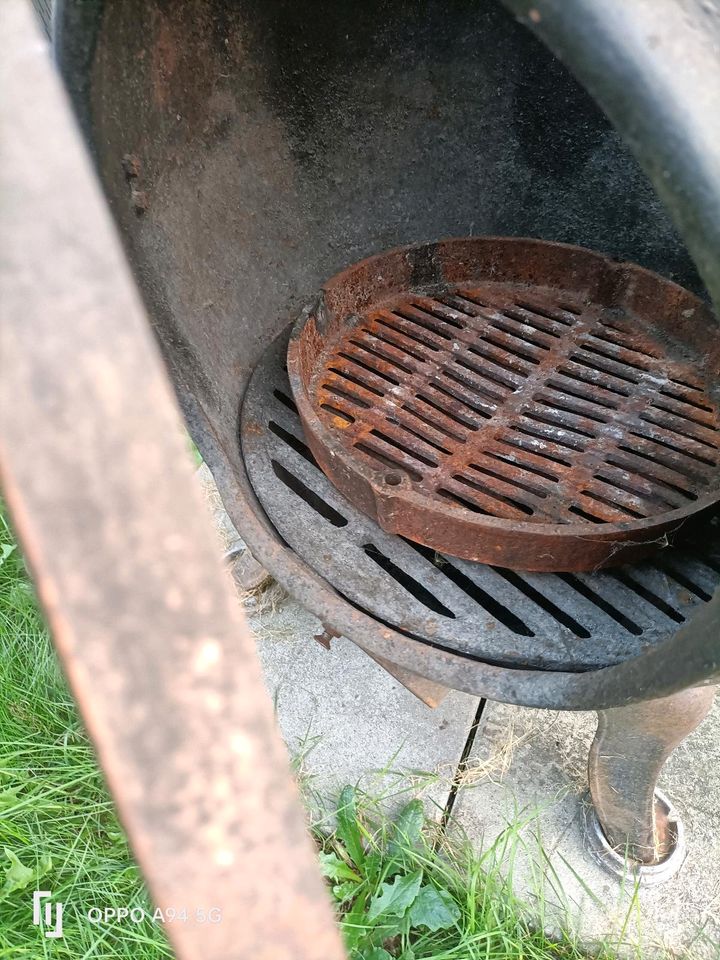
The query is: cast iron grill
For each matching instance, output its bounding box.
[287,238,720,572]
[242,331,720,672]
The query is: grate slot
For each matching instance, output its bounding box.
[271,460,348,527]
[503,308,563,338]
[513,422,586,453]
[323,384,373,411]
[592,471,677,509]
[568,352,639,386]
[454,471,537,513]
[659,386,714,413]
[392,306,454,341]
[690,548,720,577]
[615,441,704,484]
[368,429,438,468]
[545,379,619,412]
[355,442,424,481]
[268,421,318,465]
[491,567,591,638]
[415,392,479,431]
[437,487,490,514]
[579,489,647,520]
[627,429,717,468]
[447,475,535,518]
[533,392,610,425]
[427,377,496,419]
[373,313,442,352]
[402,539,535,636]
[639,409,719,451]
[468,459,549,499]
[489,314,557,347]
[558,574,644,635]
[499,434,572,468]
[348,338,415,376]
[605,454,698,501]
[362,543,456,617]
[513,299,575,326]
[591,325,660,359]
[273,388,299,414]
[670,374,705,391]
[386,417,453,455]
[568,505,604,523]
[364,325,435,364]
[556,363,631,397]
[320,403,356,424]
[485,315,553,352]
[522,409,595,440]
[580,340,652,374]
[326,367,384,399]
[338,350,400,387]
[401,398,467,442]
[440,366,505,404]
[653,559,716,601]
[412,297,467,330]
[610,570,685,624]
[650,397,718,431]
[478,330,541,366]
[484,449,561,483]
[452,353,520,392]
[356,329,431,371]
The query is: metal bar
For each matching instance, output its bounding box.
[500,0,720,313]
[0,4,345,959]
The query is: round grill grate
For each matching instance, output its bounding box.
[288,238,720,571]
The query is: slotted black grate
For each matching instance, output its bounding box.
[242,331,720,672]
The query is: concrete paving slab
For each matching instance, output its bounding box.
[247,591,479,826]
[452,699,720,959]
[195,461,479,823]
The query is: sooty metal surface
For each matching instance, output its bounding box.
[242,330,720,672]
[288,238,720,572]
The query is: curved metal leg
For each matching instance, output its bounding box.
[589,685,717,866]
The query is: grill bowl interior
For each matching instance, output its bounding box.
[287,237,720,572]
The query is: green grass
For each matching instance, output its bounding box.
[315,785,619,960]
[0,504,628,959]
[0,507,172,958]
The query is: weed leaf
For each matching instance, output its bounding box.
[367,869,422,921]
[0,787,21,812]
[408,884,461,932]
[357,949,392,960]
[1,848,47,898]
[336,786,365,867]
[0,543,16,566]
[390,799,424,853]
[319,851,360,883]
[332,881,358,904]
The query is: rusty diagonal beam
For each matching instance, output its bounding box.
[0,3,346,958]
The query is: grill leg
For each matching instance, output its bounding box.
[588,685,717,865]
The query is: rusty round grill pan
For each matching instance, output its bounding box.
[287,238,720,572]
